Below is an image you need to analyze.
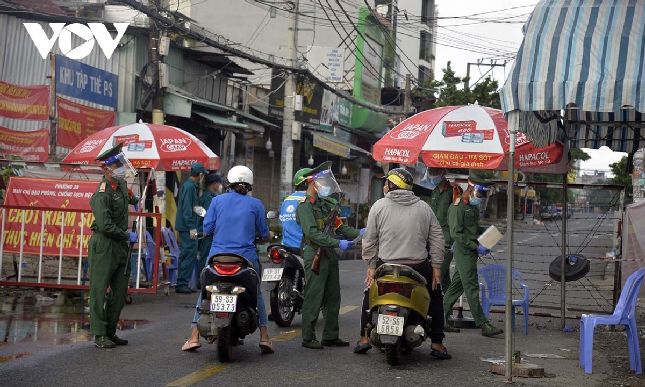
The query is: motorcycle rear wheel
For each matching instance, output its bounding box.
[385,340,401,366]
[270,276,296,327]
[217,326,233,363]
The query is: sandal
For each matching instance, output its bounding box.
[181,339,201,351]
[259,341,275,354]
[353,341,372,354]
[430,347,452,360]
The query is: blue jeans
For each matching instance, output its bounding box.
[191,259,268,327]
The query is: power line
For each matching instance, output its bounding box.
[112,0,408,114]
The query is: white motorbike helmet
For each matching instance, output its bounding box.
[227,165,253,186]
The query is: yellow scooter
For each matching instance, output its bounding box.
[367,263,431,365]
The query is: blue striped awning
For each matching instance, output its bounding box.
[500,0,645,153]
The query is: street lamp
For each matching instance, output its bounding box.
[341,164,348,175]
[308,154,314,166]
[265,137,273,151]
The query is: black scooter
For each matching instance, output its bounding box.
[196,252,259,362]
[263,244,305,327]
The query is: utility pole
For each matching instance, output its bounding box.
[403,74,411,115]
[280,0,299,201]
[149,0,164,124]
[48,52,57,159]
[464,61,506,91]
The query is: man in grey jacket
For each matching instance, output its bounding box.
[353,168,450,359]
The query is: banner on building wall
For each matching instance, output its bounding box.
[0,126,49,162]
[56,97,115,148]
[268,69,324,125]
[0,81,49,120]
[55,55,119,108]
[3,177,98,256]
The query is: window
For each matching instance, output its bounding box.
[418,65,430,85]
[419,31,432,62]
[421,0,435,27]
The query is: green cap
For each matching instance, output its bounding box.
[303,161,333,180]
[96,143,123,165]
[293,167,313,186]
[190,162,207,176]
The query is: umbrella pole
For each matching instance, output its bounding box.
[505,129,516,382]
[561,174,567,329]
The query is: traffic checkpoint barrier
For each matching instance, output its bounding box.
[0,205,162,294]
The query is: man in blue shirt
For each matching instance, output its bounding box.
[279,167,310,254]
[181,165,275,354]
[175,162,206,294]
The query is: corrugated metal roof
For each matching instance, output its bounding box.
[0,13,143,139]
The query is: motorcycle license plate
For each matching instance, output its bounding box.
[261,268,284,282]
[210,294,237,312]
[376,314,404,336]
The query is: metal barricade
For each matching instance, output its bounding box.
[0,205,164,295]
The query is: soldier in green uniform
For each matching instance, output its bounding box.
[196,172,222,282]
[89,143,139,348]
[296,162,362,349]
[443,175,503,337]
[422,167,455,290]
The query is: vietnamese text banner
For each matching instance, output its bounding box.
[55,55,119,108]
[3,177,98,256]
[56,97,115,148]
[0,81,49,120]
[0,126,49,162]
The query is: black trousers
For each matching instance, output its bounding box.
[360,259,445,344]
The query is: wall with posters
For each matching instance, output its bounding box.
[0,13,140,134]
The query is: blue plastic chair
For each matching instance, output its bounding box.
[479,264,530,335]
[579,268,645,374]
[162,228,180,286]
[130,231,156,283]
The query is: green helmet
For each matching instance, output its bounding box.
[293,167,313,187]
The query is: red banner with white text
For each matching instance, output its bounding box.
[56,97,115,148]
[0,126,49,162]
[0,81,49,120]
[3,177,98,256]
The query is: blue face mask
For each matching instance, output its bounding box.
[317,186,332,197]
[469,196,482,206]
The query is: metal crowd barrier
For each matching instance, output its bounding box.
[0,205,163,295]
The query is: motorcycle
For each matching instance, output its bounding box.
[196,252,259,362]
[263,243,305,327]
[191,205,264,362]
[366,263,431,366]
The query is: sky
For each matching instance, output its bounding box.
[432,0,627,172]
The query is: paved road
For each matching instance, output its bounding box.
[0,260,610,387]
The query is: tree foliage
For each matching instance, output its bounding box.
[610,156,633,204]
[412,62,501,109]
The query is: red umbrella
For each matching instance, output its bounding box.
[62,122,220,171]
[373,105,564,170]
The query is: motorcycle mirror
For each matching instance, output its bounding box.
[266,211,277,219]
[193,206,207,217]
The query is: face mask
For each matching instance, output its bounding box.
[317,186,332,198]
[469,196,482,206]
[111,166,127,179]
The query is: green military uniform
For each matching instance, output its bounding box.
[197,189,216,272]
[89,175,137,342]
[297,195,359,345]
[427,180,454,290]
[443,198,488,326]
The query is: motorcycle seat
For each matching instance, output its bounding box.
[374,263,427,285]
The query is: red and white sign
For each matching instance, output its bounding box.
[0,126,49,162]
[56,97,115,148]
[373,105,564,170]
[3,177,98,256]
[0,81,49,120]
[63,122,220,171]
